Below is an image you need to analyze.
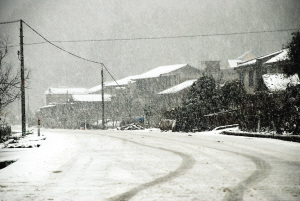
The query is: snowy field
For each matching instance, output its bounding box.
[0,127,299,200]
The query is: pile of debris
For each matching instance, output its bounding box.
[118,123,145,130]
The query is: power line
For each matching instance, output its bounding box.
[22,21,104,66]
[22,21,121,88]
[0,20,20,25]
[7,27,298,48]
[5,20,298,94]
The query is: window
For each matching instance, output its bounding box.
[249,70,254,87]
[240,72,244,85]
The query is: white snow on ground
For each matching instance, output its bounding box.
[133,64,188,80]
[262,73,300,91]
[6,134,46,149]
[0,127,299,200]
[0,127,47,150]
[158,79,197,94]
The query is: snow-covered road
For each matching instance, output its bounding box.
[0,128,299,200]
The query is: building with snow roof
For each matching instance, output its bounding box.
[88,75,139,95]
[157,79,197,111]
[38,93,113,129]
[227,51,256,68]
[131,64,201,97]
[234,49,293,94]
[71,94,111,102]
[128,64,201,125]
[44,87,88,105]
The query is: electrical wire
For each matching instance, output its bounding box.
[0,20,20,25]
[7,27,299,48]
[5,20,298,94]
[21,21,122,88]
[22,21,104,66]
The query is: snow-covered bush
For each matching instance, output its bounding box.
[238,92,284,132]
[277,84,300,134]
[238,85,299,135]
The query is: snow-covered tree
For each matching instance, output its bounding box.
[220,80,246,110]
[174,76,222,131]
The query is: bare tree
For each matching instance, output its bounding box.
[0,37,29,114]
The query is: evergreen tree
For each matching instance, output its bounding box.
[175,76,221,131]
[220,80,246,110]
[283,30,300,76]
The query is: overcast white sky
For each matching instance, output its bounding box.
[0,0,299,111]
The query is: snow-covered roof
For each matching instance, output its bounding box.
[39,104,56,109]
[262,73,299,92]
[237,59,257,67]
[72,94,111,102]
[265,49,288,64]
[88,75,138,93]
[45,87,88,95]
[227,51,256,68]
[228,60,241,68]
[88,84,102,94]
[133,64,188,80]
[104,75,139,87]
[158,79,197,95]
[258,50,283,60]
[237,50,283,67]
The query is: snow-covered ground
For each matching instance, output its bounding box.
[0,127,299,200]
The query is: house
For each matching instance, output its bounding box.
[234,49,293,94]
[44,87,88,105]
[128,64,201,125]
[227,51,256,68]
[222,51,257,86]
[131,64,201,97]
[38,93,112,129]
[88,75,139,95]
[70,94,112,129]
[157,79,197,110]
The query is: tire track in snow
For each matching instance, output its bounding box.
[106,135,196,201]
[222,152,271,201]
[164,138,272,201]
[137,134,272,201]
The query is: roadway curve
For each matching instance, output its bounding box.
[0,129,299,200]
[104,131,299,201]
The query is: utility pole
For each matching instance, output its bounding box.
[101,65,105,129]
[20,19,26,136]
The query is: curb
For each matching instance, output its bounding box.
[221,131,300,143]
